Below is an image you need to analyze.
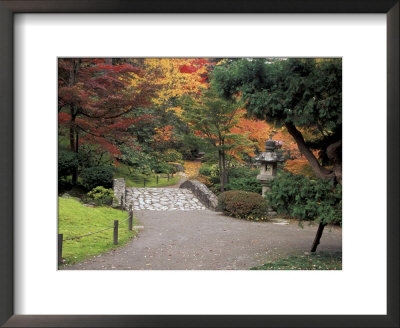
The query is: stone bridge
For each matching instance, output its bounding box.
[113,178,218,211]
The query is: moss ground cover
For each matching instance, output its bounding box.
[58,197,137,265]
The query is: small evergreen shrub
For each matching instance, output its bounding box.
[202,165,261,194]
[86,186,115,206]
[229,167,258,179]
[80,166,114,190]
[163,149,183,163]
[218,190,269,221]
[199,164,219,178]
[151,161,176,174]
[58,150,78,177]
[58,177,73,193]
[225,178,262,194]
[199,165,213,177]
[266,171,342,225]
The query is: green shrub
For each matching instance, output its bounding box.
[80,166,114,190]
[199,165,213,177]
[86,186,115,206]
[218,190,269,221]
[229,167,258,179]
[225,178,262,194]
[58,150,78,177]
[163,149,183,163]
[58,176,73,193]
[199,164,219,177]
[203,165,261,194]
[266,171,342,225]
[152,161,175,174]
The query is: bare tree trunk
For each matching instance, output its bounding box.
[66,60,80,186]
[75,129,79,153]
[69,115,78,185]
[311,223,326,252]
[222,145,228,187]
[285,122,334,179]
[218,150,224,192]
[69,125,75,152]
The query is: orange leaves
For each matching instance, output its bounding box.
[154,125,176,143]
[231,116,271,152]
[228,116,315,176]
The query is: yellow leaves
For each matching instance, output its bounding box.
[166,106,184,118]
[184,160,202,179]
[139,58,209,106]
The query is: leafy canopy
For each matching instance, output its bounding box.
[212,58,342,134]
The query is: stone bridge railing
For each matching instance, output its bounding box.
[179,179,219,211]
[113,178,126,208]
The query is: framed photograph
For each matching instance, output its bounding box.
[1,1,398,327]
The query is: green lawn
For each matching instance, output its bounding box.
[114,163,180,188]
[250,252,342,270]
[58,197,137,265]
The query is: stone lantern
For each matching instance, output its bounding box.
[255,134,285,198]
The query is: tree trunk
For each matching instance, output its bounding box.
[221,146,228,186]
[285,123,341,253]
[218,150,224,192]
[285,122,334,180]
[75,129,79,153]
[69,125,75,152]
[310,223,326,252]
[326,139,342,185]
[69,115,78,185]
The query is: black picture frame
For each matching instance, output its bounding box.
[0,1,398,327]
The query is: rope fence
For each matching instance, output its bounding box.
[58,207,134,264]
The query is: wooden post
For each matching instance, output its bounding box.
[129,204,132,212]
[113,220,119,245]
[58,234,63,264]
[120,195,124,210]
[143,177,146,187]
[167,173,170,181]
[157,175,159,184]
[128,211,133,231]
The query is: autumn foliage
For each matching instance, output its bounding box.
[58,57,318,186]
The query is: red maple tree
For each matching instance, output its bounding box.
[58,58,156,183]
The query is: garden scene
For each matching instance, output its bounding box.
[58,58,342,270]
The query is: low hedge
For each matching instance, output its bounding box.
[218,190,269,221]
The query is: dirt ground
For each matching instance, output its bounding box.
[62,209,342,270]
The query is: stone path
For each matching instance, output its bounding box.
[125,187,206,211]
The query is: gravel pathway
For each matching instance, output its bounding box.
[63,209,342,270]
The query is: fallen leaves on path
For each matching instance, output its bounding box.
[184,160,202,179]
